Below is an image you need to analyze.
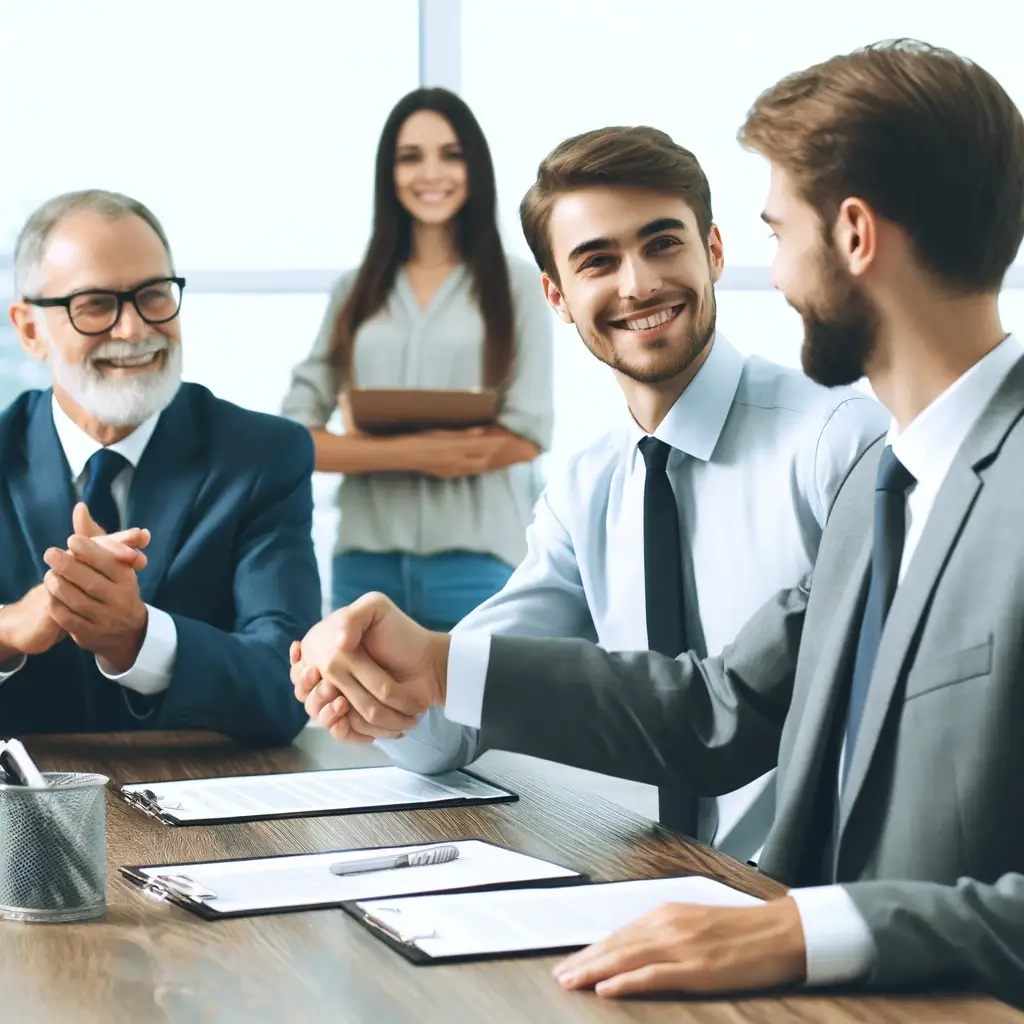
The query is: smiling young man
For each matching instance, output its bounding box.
[297,128,887,861]
[292,41,1024,1005]
[0,189,319,742]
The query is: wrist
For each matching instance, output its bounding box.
[98,608,149,673]
[430,633,451,706]
[0,606,21,660]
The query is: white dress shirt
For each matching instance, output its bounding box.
[378,334,889,857]
[0,397,177,695]
[789,333,1024,986]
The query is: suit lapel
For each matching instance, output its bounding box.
[125,386,206,602]
[8,393,77,575]
[839,355,1024,836]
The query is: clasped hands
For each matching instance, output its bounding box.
[290,593,810,999]
[0,502,151,673]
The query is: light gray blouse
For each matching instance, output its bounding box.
[281,254,554,567]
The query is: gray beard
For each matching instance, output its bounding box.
[48,342,183,428]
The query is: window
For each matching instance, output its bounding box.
[461,0,1024,268]
[0,1,420,269]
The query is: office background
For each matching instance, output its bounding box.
[2,0,1024,588]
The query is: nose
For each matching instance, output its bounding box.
[109,299,148,341]
[618,254,662,300]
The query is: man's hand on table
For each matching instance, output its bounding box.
[553,897,808,998]
[290,592,450,743]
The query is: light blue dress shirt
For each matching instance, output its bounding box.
[378,334,889,858]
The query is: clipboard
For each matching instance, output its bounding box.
[117,766,516,826]
[119,839,586,921]
[341,876,763,965]
[347,388,499,435]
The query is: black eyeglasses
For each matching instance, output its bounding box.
[24,276,186,336]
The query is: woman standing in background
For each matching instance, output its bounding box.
[282,87,553,630]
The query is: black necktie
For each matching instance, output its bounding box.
[81,449,131,535]
[843,446,916,783]
[639,437,685,657]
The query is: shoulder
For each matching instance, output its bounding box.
[548,427,629,500]
[504,253,544,299]
[0,388,46,431]
[733,356,888,438]
[0,389,47,456]
[182,384,314,469]
[326,268,360,308]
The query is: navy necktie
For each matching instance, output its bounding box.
[81,449,131,536]
[843,446,915,783]
[639,437,686,657]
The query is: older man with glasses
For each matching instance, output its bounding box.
[0,189,320,742]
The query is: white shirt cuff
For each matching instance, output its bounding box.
[789,885,878,987]
[96,605,177,696]
[443,632,492,730]
[0,653,27,683]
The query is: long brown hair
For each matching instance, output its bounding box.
[329,88,515,387]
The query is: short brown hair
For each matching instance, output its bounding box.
[519,126,713,282]
[739,38,1024,292]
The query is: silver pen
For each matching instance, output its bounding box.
[329,844,459,876]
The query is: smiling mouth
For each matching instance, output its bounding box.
[413,191,455,202]
[609,304,686,332]
[93,351,164,371]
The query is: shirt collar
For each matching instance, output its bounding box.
[627,333,745,466]
[51,394,162,481]
[886,334,1023,490]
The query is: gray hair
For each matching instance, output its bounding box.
[13,189,174,297]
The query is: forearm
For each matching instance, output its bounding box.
[476,583,804,791]
[310,429,415,475]
[481,427,541,471]
[844,874,1024,1007]
[154,614,310,745]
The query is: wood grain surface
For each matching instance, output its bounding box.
[0,730,1016,1024]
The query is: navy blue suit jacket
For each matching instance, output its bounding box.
[0,384,320,744]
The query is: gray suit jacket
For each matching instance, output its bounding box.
[477,357,1024,1005]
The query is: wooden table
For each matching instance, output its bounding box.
[0,731,1018,1024]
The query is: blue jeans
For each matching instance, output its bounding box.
[331,551,514,632]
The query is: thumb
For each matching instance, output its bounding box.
[335,591,398,653]
[73,502,104,538]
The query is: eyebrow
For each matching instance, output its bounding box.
[566,217,688,266]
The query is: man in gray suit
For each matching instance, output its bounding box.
[291,40,1024,1005]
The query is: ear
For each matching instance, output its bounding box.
[834,197,876,277]
[540,272,573,324]
[706,223,725,283]
[9,303,49,362]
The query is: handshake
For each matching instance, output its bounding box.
[290,593,453,743]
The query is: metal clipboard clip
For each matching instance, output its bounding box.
[140,873,217,906]
[121,788,183,822]
[362,905,439,947]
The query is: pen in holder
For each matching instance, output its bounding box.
[0,772,108,923]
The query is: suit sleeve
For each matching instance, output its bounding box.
[843,875,1024,1007]
[377,480,595,773]
[147,427,320,744]
[477,579,806,793]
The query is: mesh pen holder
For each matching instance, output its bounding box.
[0,772,108,923]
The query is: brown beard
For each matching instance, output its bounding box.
[798,245,878,388]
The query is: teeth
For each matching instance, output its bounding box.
[621,307,680,331]
[103,352,160,368]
